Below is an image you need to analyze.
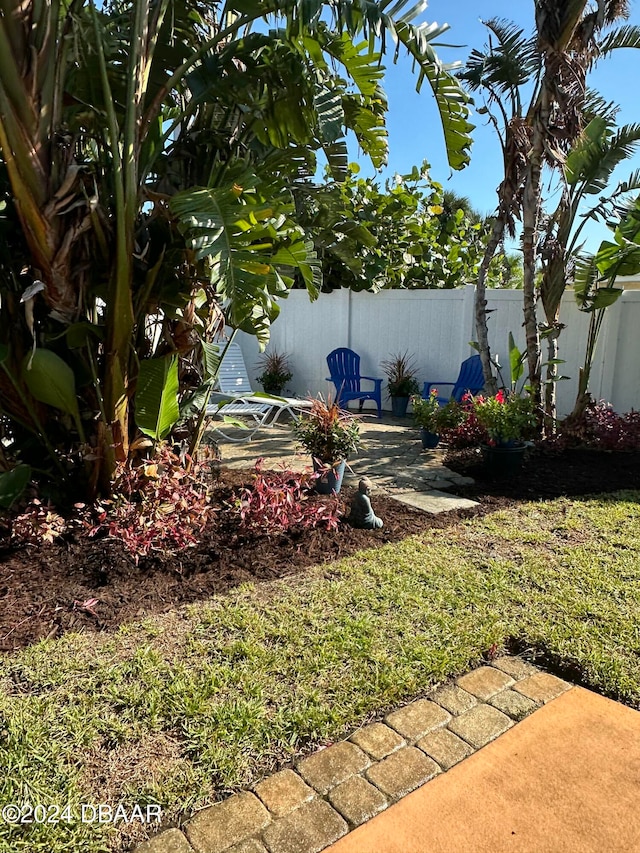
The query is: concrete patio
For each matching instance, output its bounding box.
[212,414,478,515]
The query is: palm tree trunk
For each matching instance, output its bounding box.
[544,328,559,434]
[475,220,501,395]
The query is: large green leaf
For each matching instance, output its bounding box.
[0,464,31,509]
[171,178,321,343]
[135,354,180,441]
[22,349,84,438]
[393,19,474,170]
[508,332,524,385]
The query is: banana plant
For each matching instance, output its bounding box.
[570,195,640,419]
[0,0,473,497]
[539,116,640,425]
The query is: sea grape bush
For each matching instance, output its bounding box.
[559,401,640,451]
[90,444,214,558]
[237,461,340,535]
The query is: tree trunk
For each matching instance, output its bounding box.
[544,328,559,435]
[475,219,501,396]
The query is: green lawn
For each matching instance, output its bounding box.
[1,491,640,852]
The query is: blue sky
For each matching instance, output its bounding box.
[353,0,640,251]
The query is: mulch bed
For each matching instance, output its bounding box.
[1,447,639,653]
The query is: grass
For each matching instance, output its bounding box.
[1,491,640,852]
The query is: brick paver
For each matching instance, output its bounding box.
[385,699,450,740]
[489,688,539,721]
[227,840,268,853]
[456,666,514,700]
[328,775,388,826]
[135,829,193,853]
[184,792,269,853]
[366,747,440,800]
[261,798,347,853]
[431,684,478,716]
[417,728,474,770]
[349,723,405,760]
[297,742,370,795]
[491,656,539,680]
[253,769,315,817]
[449,704,514,749]
[514,672,571,704]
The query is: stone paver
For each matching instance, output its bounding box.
[456,666,514,700]
[385,699,450,740]
[297,742,370,795]
[431,684,478,716]
[253,769,315,817]
[416,728,474,770]
[184,792,270,853]
[448,704,514,750]
[135,829,193,853]
[489,688,539,721]
[514,672,571,704]
[328,775,388,826]
[491,655,539,680]
[366,747,440,800]
[349,723,405,760]
[390,489,478,514]
[261,798,347,853]
[227,841,268,853]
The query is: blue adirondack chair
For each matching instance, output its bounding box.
[326,348,383,418]
[422,354,485,405]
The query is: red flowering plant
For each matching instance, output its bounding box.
[470,390,537,447]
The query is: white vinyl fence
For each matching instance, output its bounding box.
[235,283,640,418]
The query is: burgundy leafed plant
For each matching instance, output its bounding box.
[90,444,215,560]
[237,460,340,535]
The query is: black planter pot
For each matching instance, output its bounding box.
[391,396,410,418]
[483,443,527,477]
[312,458,346,494]
[420,428,440,449]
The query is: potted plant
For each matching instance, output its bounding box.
[256,349,293,395]
[470,390,537,475]
[411,389,442,448]
[381,351,420,417]
[293,398,360,493]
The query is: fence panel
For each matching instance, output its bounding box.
[235,286,640,417]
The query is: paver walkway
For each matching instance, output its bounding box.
[214,416,478,514]
[133,656,640,853]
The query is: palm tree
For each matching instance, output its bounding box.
[0,0,473,496]
[462,3,640,419]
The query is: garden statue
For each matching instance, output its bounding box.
[348,477,383,529]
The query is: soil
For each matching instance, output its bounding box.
[1,446,640,654]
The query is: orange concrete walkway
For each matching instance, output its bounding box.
[327,687,640,853]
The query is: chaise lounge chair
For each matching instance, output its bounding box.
[422,354,485,405]
[206,343,312,441]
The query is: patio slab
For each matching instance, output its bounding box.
[390,489,478,514]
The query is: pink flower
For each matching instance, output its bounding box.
[495,390,506,404]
